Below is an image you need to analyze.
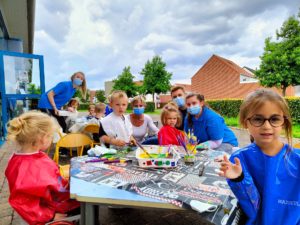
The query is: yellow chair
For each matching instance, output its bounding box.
[293,143,300,149]
[53,133,93,164]
[82,124,101,147]
[47,130,64,155]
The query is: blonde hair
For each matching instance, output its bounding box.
[71,71,87,99]
[239,89,292,148]
[161,103,182,127]
[95,103,106,113]
[131,96,146,107]
[110,90,128,103]
[7,111,58,147]
[88,104,95,111]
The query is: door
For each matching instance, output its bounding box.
[0,50,45,139]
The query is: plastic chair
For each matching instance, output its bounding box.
[82,124,101,147]
[53,133,93,164]
[293,143,300,149]
[47,130,64,155]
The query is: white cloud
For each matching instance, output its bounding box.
[34,0,300,91]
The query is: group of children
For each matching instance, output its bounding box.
[4,89,300,224]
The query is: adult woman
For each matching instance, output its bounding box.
[128,96,159,144]
[184,93,238,153]
[38,71,87,132]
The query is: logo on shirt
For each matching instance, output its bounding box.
[278,199,300,207]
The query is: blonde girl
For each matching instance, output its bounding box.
[158,103,184,145]
[5,111,79,224]
[219,89,300,225]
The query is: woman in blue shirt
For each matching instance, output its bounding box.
[184,93,238,153]
[38,71,87,132]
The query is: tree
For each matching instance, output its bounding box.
[256,10,300,96]
[27,83,41,94]
[95,89,106,103]
[112,66,137,97]
[140,55,172,101]
[74,89,90,103]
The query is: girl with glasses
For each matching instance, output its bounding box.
[219,89,300,225]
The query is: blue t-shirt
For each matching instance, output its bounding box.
[228,143,300,225]
[38,81,76,109]
[184,107,238,146]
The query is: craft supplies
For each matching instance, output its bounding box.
[134,139,152,158]
[184,154,195,164]
[85,158,108,163]
[104,159,132,164]
[136,145,180,168]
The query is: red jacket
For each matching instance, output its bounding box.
[5,151,79,225]
[158,125,185,146]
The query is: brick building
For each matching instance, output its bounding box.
[191,54,294,99]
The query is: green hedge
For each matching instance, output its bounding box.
[207,97,300,123]
[78,103,91,110]
[127,102,155,112]
[207,99,243,118]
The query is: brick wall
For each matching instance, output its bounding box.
[191,55,295,99]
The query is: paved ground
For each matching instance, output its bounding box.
[0,113,295,225]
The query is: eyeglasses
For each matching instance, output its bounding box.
[247,115,285,127]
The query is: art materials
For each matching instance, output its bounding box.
[176,135,189,156]
[136,145,181,168]
[198,161,210,176]
[104,159,131,164]
[134,139,152,158]
[85,158,108,163]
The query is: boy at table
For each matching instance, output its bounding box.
[99,90,135,148]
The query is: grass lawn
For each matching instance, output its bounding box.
[224,116,300,139]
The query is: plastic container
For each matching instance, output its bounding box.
[135,145,181,168]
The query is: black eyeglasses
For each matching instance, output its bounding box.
[247,115,285,127]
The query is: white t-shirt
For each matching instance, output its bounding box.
[127,114,159,143]
[101,112,133,143]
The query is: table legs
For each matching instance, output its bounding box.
[80,203,99,225]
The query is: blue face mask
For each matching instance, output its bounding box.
[174,97,185,107]
[73,78,83,86]
[133,107,145,115]
[187,105,201,115]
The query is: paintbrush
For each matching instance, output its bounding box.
[176,135,190,156]
[133,137,152,158]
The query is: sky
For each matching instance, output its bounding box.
[34,0,300,90]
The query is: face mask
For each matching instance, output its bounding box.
[174,97,185,107]
[187,105,201,115]
[133,107,145,115]
[73,78,83,86]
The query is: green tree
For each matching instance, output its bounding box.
[112,66,137,97]
[74,89,90,103]
[256,10,300,96]
[27,83,41,94]
[95,89,106,103]
[140,55,172,101]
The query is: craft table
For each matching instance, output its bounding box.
[70,149,240,225]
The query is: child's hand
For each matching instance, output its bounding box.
[130,136,136,146]
[113,139,126,147]
[67,107,74,112]
[218,155,242,179]
[53,213,67,221]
